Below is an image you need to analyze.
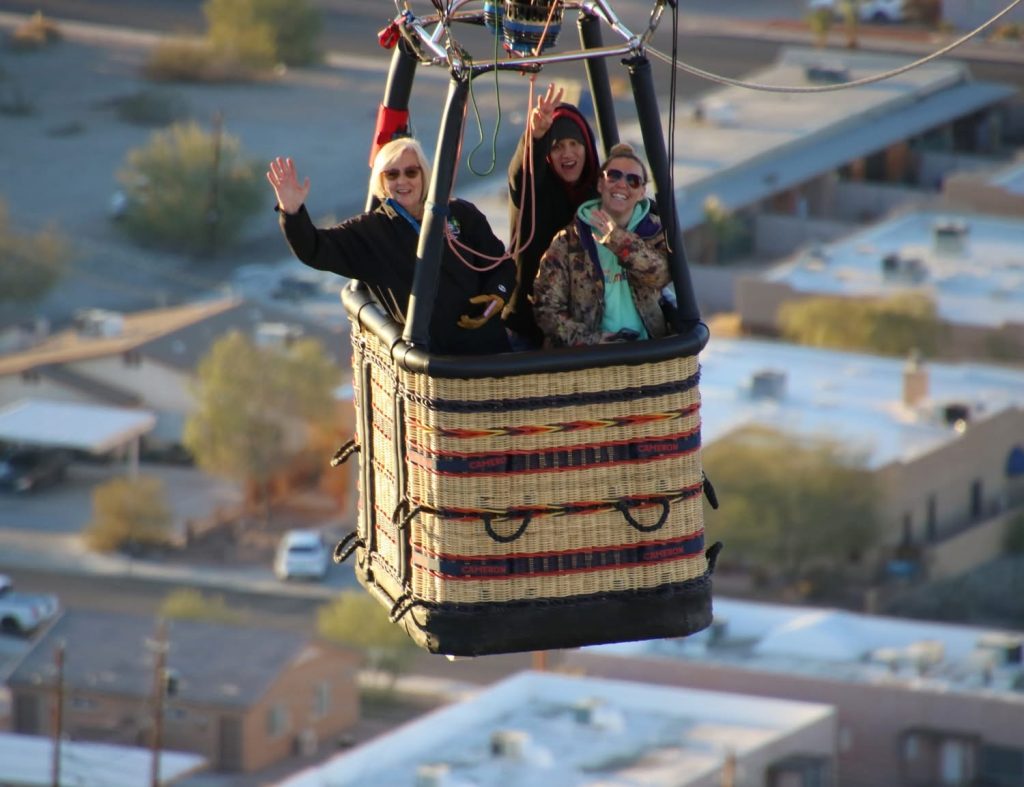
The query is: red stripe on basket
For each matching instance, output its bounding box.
[408,427,701,477]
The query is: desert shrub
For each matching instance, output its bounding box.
[144,37,254,83]
[116,121,264,255]
[85,476,174,553]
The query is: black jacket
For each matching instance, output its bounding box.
[506,104,599,347]
[279,199,513,355]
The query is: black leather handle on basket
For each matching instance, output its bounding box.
[333,532,364,564]
[482,512,532,544]
[616,498,670,533]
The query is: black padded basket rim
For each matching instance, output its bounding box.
[341,282,710,380]
[357,567,713,656]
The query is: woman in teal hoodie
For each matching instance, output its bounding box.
[533,143,670,348]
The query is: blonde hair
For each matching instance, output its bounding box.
[369,137,432,202]
[601,142,648,186]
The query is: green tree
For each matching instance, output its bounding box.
[183,330,339,508]
[116,120,263,256]
[160,588,248,624]
[84,475,174,553]
[807,7,835,48]
[0,198,68,304]
[779,293,943,357]
[317,592,418,688]
[702,426,880,592]
[204,0,321,68]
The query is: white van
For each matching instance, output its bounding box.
[273,529,330,581]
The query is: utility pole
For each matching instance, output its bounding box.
[205,110,224,256]
[149,620,168,787]
[51,640,65,787]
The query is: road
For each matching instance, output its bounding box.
[4,565,324,633]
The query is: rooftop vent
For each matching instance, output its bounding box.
[416,763,452,787]
[750,369,787,401]
[805,63,850,84]
[906,640,945,673]
[902,351,928,409]
[490,729,529,760]
[976,633,1024,666]
[933,218,969,256]
[695,98,738,127]
[571,698,624,731]
[942,402,971,431]
[74,308,124,338]
[881,253,926,283]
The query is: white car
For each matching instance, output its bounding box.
[808,0,906,23]
[273,530,330,581]
[0,574,60,636]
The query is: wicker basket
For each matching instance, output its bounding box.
[340,292,714,656]
[502,0,562,54]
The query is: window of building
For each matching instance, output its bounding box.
[70,696,98,711]
[266,704,290,738]
[940,738,972,785]
[904,734,920,762]
[926,495,937,541]
[20,369,40,383]
[312,682,330,719]
[122,350,142,367]
[979,744,1024,787]
[970,479,983,520]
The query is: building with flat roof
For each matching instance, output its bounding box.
[281,670,837,787]
[699,336,1024,576]
[944,153,1024,220]
[566,597,1024,787]
[735,209,1024,360]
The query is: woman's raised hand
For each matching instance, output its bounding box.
[530,83,564,140]
[266,157,310,215]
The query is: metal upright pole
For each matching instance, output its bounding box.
[403,75,470,350]
[51,641,64,787]
[578,9,619,156]
[150,621,168,787]
[627,56,700,327]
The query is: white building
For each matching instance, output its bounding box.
[281,670,837,787]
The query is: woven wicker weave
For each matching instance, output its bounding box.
[345,310,713,654]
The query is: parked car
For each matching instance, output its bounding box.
[808,0,906,23]
[0,574,60,636]
[0,447,71,493]
[273,529,330,581]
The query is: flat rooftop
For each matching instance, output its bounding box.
[762,210,1024,328]
[618,47,1014,227]
[589,597,1024,701]
[698,336,1024,469]
[281,671,834,787]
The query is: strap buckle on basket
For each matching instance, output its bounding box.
[482,512,532,543]
[615,497,670,533]
[329,438,360,468]
[333,531,364,564]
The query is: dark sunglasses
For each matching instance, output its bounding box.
[383,166,422,181]
[602,168,645,189]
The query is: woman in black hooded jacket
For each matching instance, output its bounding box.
[505,84,600,349]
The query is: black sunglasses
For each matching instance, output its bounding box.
[383,166,422,181]
[602,168,645,189]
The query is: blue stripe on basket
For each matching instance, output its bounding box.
[409,429,701,476]
[412,531,705,580]
[406,369,700,413]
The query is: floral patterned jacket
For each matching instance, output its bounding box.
[533,210,671,347]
